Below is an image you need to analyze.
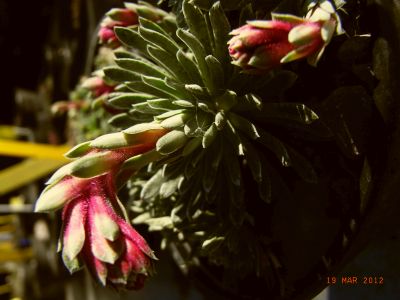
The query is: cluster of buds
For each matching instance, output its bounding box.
[98,8,138,48]
[51,74,117,115]
[228,0,340,72]
[51,101,87,115]
[98,2,169,48]
[35,123,168,289]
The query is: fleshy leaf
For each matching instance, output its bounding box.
[35,178,78,212]
[156,130,188,155]
[64,141,92,159]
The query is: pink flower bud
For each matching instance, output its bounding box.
[81,76,115,97]
[59,174,156,289]
[99,8,139,48]
[98,25,120,49]
[228,13,336,72]
[228,21,296,72]
[107,8,138,25]
[35,127,169,289]
[51,101,86,114]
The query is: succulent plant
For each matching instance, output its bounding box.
[37,0,354,295]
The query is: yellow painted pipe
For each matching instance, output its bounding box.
[0,247,33,262]
[0,139,70,160]
[0,158,67,196]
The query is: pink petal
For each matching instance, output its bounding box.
[119,221,156,259]
[62,198,87,261]
[88,195,121,264]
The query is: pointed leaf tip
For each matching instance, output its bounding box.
[94,213,120,241]
[35,182,73,212]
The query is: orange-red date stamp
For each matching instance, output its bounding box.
[326,276,384,285]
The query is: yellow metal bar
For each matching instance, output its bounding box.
[0,247,33,262]
[0,139,70,160]
[0,215,14,225]
[0,158,66,196]
[0,126,17,139]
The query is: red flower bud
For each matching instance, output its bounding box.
[98,8,139,48]
[59,174,156,289]
[228,13,337,72]
[35,126,169,289]
[107,8,138,25]
[81,76,115,97]
[228,21,295,72]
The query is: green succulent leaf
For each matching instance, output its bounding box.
[125,81,173,98]
[182,136,202,156]
[172,100,195,108]
[164,78,195,100]
[256,128,291,167]
[147,98,181,110]
[113,50,138,60]
[123,122,164,135]
[108,93,155,109]
[147,46,188,82]
[202,123,218,148]
[107,113,141,128]
[202,235,225,253]
[90,132,133,149]
[184,84,209,97]
[103,67,140,83]
[205,55,225,94]
[182,1,211,54]
[64,141,92,159]
[214,111,226,130]
[160,112,191,129]
[131,102,167,114]
[139,22,181,55]
[176,50,204,85]
[215,90,237,111]
[121,149,163,171]
[141,75,183,99]
[176,29,211,91]
[184,111,212,137]
[156,130,189,155]
[209,2,231,69]
[127,110,154,123]
[141,170,163,200]
[114,27,149,56]
[228,112,260,140]
[69,152,115,178]
[159,176,182,198]
[114,58,169,78]
[224,120,244,156]
[138,17,170,36]
[241,137,262,182]
[155,109,187,120]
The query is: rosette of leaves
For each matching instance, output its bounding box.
[102,0,328,295]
